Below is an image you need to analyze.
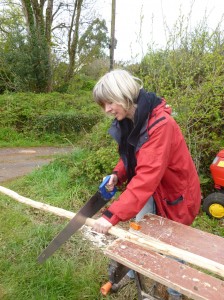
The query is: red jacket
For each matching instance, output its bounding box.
[103,101,201,226]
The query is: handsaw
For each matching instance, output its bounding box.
[37,175,116,263]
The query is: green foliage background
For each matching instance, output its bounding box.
[0,91,104,146]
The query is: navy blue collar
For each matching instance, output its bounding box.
[127,89,162,147]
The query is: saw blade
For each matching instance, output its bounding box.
[37,190,109,263]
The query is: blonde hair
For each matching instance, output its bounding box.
[93,69,142,110]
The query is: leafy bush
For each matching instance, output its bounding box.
[66,74,96,93]
[69,118,119,182]
[33,113,101,134]
[78,116,115,150]
[69,146,119,183]
[0,91,103,145]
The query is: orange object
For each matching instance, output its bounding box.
[210,150,224,187]
[130,222,141,230]
[100,281,112,296]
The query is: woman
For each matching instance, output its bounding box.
[92,69,201,299]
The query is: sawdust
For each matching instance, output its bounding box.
[81,225,117,249]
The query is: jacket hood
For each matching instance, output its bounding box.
[152,99,172,116]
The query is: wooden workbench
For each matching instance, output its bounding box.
[104,214,224,300]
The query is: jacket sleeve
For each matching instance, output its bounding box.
[103,120,174,225]
[113,158,127,185]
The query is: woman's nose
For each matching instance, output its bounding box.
[104,103,112,113]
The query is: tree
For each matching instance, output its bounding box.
[0,2,27,92]
[20,0,54,92]
[0,0,109,93]
[56,1,109,86]
[64,0,83,83]
[78,18,109,63]
[64,17,109,83]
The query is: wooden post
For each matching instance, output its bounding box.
[109,0,116,71]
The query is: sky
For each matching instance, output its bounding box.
[97,0,224,62]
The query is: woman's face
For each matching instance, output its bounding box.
[104,102,134,120]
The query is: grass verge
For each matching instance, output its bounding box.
[0,147,224,300]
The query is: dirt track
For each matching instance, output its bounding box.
[0,147,72,183]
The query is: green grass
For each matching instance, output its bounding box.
[0,146,224,299]
[192,210,224,236]
[0,126,80,148]
[0,198,109,299]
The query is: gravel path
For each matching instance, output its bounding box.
[0,147,72,183]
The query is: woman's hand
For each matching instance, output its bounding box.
[92,174,117,234]
[105,174,118,191]
[92,217,112,234]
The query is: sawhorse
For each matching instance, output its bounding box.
[103,215,224,300]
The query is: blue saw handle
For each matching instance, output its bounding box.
[99,175,117,200]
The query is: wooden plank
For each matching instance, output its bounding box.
[102,223,224,278]
[132,214,224,264]
[105,239,224,300]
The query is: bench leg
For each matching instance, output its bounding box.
[103,260,164,299]
[134,271,160,300]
